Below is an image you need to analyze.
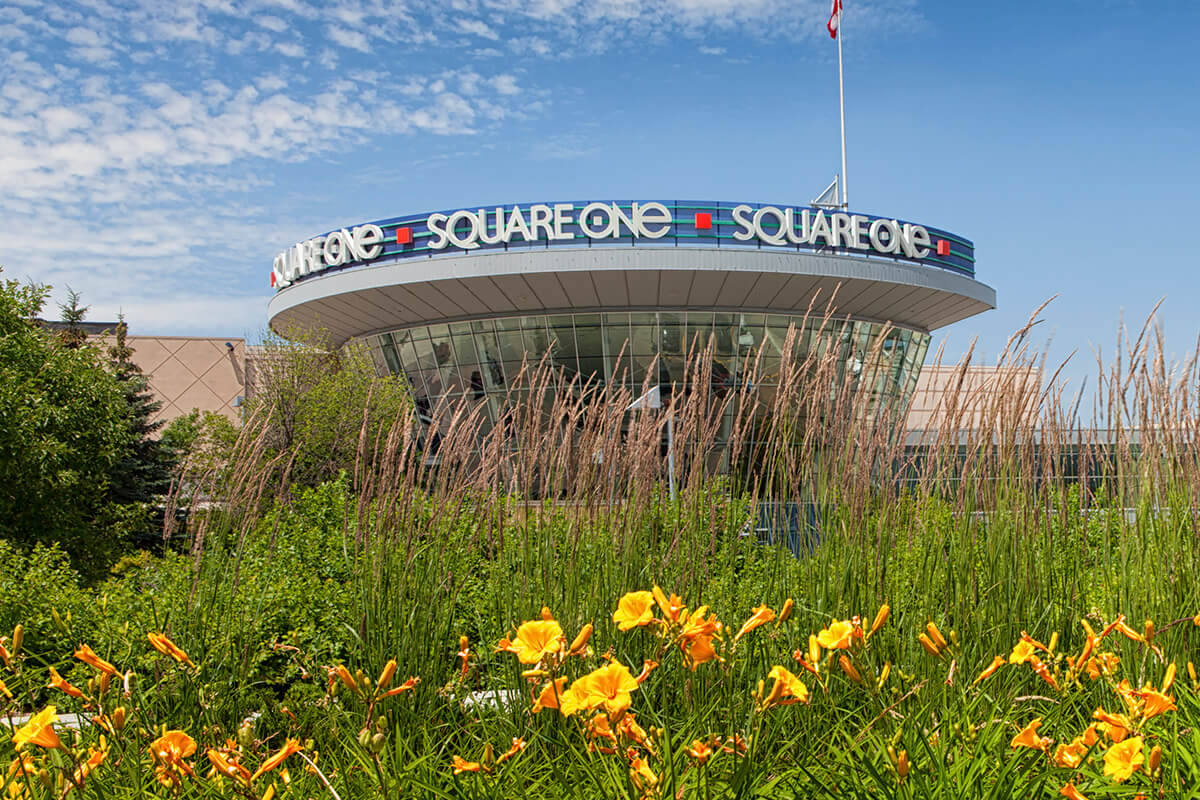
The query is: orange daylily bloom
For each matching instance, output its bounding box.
[629,756,658,794]
[685,634,720,670]
[734,604,775,642]
[687,738,715,765]
[532,677,568,714]
[497,738,525,764]
[1053,740,1088,769]
[634,659,658,684]
[147,633,196,667]
[1059,783,1088,800]
[47,667,84,698]
[1136,687,1176,720]
[972,655,1006,686]
[1010,718,1051,751]
[613,592,656,631]
[1079,723,1100,747]
[150,730,197,788]
[1029,656,1059,690]
[383,676,420,697]
[451,755,487,774]
[1009,640,1036,665]
[250,739,302,783]
[1103,736,1144,783]
[74,644,118,676]
[817,619,855,650]
[896,749,910,781]
[208,749,253,785]
[761,665,809,709]
[651,586,685,624]
[1093,708,1132,742]
[505,620,564,665]
[561,663,639,717]
[12,707,61,750]
[73,737,109,783]
[1020,631,1049,652]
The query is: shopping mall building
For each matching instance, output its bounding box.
[266,199,996,443]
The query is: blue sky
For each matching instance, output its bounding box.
[3,0,1198,384]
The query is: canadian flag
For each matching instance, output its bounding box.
[827,0,842,39]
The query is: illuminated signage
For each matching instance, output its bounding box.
[271,201,968,289]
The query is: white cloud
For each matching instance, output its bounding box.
[699,45,725,55]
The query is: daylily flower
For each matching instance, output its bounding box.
[1010,718,1051,751]
[0,678,10,699]
[561,663,639,716]
[685,634,719,670]
[613,592,656,630]
[12,707,61,750]
[47,667,84,698]
[1103,736,1144,783]
[734,604,775,642]
[1029,656,1059,690]
[1093,708,1133,742]
[1079,724,1100,747]
[1020,631,1049,652]
[634,659,658,684]
[451,755,487,774]
[687,739,714,765]
[75,644,118,676]
[1135,687,1176,720]
[531,677,567,714]
[1009,640,1035,665]
[147,633,196,667]
[73,736,109,783]
[383,676,419,697]
[497,738,525,764]
[972,655,1006,686]
[896,750,910,782]
[817,619,854,650]
[208,748,253,785]
[629,756,658,795]
[1053,740,1088,769]
[652,586,686,624]
[1059,783,1088,800]
[761,665,809,709]
[503,620,564,665]
[250,739,302,783]
[150,730,197,788]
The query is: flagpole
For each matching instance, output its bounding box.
[836,1,848,211]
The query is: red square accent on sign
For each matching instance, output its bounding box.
[936,239,950,256]
[396,227,413,245]
[270,271,276,287]
[694,212,712,230]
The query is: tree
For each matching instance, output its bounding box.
[56,287,90,348]
[0,269,135,575]
[106,317,178,511]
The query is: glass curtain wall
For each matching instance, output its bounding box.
[368,311,929,452]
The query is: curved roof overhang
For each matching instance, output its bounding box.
[268,247,996,348]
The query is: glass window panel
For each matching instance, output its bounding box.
[574,325,605,383]
[379,335,402,374]
[549,325,579,376]
[496,317,522,331]
[523,325,552,358]
[629,325,658,355]
[497,329,526,362]
[449,321,473,335]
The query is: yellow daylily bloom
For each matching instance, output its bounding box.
[531,677,568,714]
[1008,640,1035,665]
[613,592,656,631]
[761,665,809,709]
[1053,740,1088,769]
[1103,736,1144,783]
[506,620,564,665]
[451,755,487,774]
[1136,687,1176,720]
[817,619,854,650]
[12,707,61,750]
[562,662,639,716]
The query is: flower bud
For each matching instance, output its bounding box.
[1144,619,1156,643]
[112,706,127,732]
[896,750,910,781]
[370,733,386,754]
[1188,661,1197,687]
[839,655,863,685]
[868,603,889,637]
[569,624,594,656]
[778,599,794,624]
[377,660,397,691]
[12,624,23,655]
[51,608,69,636]
[1047,632,1058,653]
[99,672,111,695]
[335,665,359,695]
[1163,662,1176,693]
[925,623,948,652]
[877,662,891,690]
[1149,745,1162,775]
